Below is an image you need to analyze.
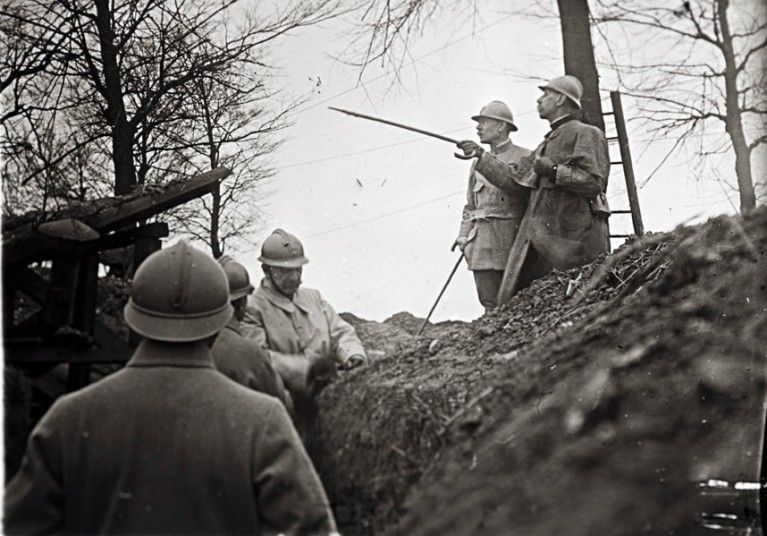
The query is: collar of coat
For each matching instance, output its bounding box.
[127,339,216,369]
[545,115,576,138]
[224,315,243,335]
[259,277,313,314]
[491,139,512,155]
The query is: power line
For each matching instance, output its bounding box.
[291,13,517,117]
[305,190,464,239]
[281,127,472,169]
[281,108,540,169]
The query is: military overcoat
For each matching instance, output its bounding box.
[4,339,336,536]
[474,117,610,272]
[242,278,366,393]
[211,316,292,411]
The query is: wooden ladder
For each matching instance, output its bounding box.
[603,90,645,239]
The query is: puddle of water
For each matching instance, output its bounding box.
[697,479,763,534]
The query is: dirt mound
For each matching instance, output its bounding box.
[315,208,767,535]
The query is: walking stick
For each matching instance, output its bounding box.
[415,253,465,337]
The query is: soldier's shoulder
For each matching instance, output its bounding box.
[44,368,132,418]
[213,326,267,357]
[513,143,533,156]
[296,286,323,303]
[571,120,605,136]
[213,371,283,407]
[246,287,270,310]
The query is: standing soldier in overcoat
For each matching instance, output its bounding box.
[4,241,337,536]
[453,101,531,312]
[457,75,610,289]
[243,229,366,396]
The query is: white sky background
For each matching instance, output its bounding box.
[231,0,753,323]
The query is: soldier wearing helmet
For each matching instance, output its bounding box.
[211,256,293,411]
[242,229,367,401]
[457,75,610,289]
[4,241,337,535]
[453,100,531,312]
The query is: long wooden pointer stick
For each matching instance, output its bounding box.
[328,106,476,159]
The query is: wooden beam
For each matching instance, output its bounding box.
[3,167,230,266]
[96,222,169,251]
[86,167,229,233]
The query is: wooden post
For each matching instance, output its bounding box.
[67,251,99,391]
[132,229,162,275]
[129,228,162,346]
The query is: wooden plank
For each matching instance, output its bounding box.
[86,167,229,233]
[96,222,169,251]
[3,167,230,266]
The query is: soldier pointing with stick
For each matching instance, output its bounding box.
[456,75,611,301]
[329,103,530,314]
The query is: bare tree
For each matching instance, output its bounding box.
[165,64,294,257]
[592,0,766,213]
[2,0,340,196]
[341,0,606,125]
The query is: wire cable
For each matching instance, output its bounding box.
[292,13,517,117]
[305,190,464,238]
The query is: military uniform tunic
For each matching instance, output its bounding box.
[459,140,531,270]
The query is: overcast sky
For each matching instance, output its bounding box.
[233,0,746,322]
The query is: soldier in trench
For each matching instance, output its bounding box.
[453,100,531,313]
[211,255,293,412]
[4,241,337,535]
[242,229,367,432]
[456,75,611,288]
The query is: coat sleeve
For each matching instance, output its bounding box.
[458,164,476,238]
[241,304,311,395]
[252,402,337,535]
[321,297,366,365]
[4,404,65,535]
[553,126,609,198]
[474,151,536,192]
[220,342,293,411]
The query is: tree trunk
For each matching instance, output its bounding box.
[209,185,222,258]
[556,0,605,131]
[94,0,136,195]
[717,0,756,213]
[201,81,223,257]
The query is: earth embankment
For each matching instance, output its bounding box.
[317,208,767,535]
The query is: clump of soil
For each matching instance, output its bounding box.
[316,208,766,535]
